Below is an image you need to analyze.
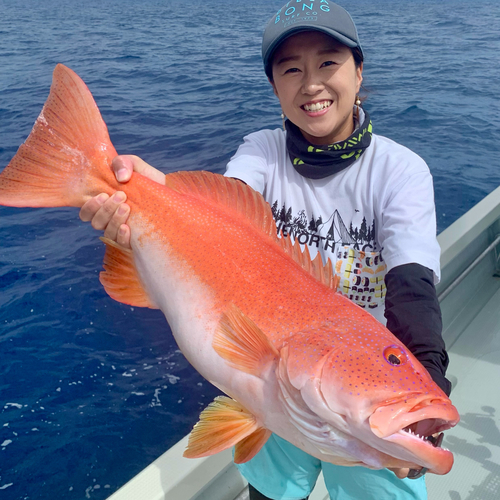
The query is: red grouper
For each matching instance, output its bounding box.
[0,64,460,473]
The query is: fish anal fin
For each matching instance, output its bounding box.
[183,396,267,459]
[99,237,158,309]
[213,304,278,376]
[234,427,272,463]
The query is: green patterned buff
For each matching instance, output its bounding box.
[286,111,373,179]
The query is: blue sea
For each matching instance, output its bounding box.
[1,0,499,498]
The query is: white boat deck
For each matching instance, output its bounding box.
[426,283,500,499]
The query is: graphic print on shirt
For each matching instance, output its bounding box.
[271,201,387,310]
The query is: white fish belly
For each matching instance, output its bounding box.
[130,234,282,422]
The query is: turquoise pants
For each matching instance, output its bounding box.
[236,435,427,500]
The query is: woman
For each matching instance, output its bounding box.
[81,2,451,499]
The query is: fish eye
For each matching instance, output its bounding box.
[383,346,407,366]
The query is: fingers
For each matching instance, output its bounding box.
[102,198,131,248]
[79,193,109,222]
[79,192,132,249]
[388,467,410,479]
[112,155,165,184]
[79,189,128,225]
[116,224,132,249]
[78,154,162,252]
[86,191,128,230]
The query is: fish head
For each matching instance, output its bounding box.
[282,322,459,474]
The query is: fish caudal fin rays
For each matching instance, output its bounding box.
[184,396,271,463]
[99,237,158,309]
[0,64,118,208]
[164,172,277,240]
[213,304,279,376]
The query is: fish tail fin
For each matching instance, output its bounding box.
[0,64,118,208]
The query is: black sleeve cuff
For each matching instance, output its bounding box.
[384,263,452,396]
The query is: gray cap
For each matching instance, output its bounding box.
[262,1,363,79]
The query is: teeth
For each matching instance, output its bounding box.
[303,101,332,112]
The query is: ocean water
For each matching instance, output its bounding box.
[0,0,499,498]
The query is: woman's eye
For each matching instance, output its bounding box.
[321,61,336,68]
[284,67,300,74]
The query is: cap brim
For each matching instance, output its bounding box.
[263,26,360,78]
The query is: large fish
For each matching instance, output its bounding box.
[0,64,459,474]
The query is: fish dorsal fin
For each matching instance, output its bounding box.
[183,396,270,463]
[213,303,279,376]
[164,171,339,291]
[99,237,158,309]
[278,235,339,291]
[164,171,277,240]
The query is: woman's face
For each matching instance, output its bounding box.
[271,31,363,145]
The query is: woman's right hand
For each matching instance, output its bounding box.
[79,155,165,249]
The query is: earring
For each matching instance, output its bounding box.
[355,95,361,122]
[281,112,286,131]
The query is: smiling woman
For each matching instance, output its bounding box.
[270,32,362,145]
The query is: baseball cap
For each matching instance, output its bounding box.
[262,0,363,79]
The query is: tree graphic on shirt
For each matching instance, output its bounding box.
[271,201,377,253]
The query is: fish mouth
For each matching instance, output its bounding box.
[385,421,453,474]
[369,397,459,474]
[401,418,451,440]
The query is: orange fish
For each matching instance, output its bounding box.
[0,65,459,473]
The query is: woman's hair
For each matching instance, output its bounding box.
[351,46,364,69]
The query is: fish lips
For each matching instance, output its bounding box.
[369,399,460,475]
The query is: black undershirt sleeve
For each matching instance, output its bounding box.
[384,263,452,396]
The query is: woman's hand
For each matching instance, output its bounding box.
[79,155,165,249]
[388,467,411,479]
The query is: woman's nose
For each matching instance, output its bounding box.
[301,71,324,95]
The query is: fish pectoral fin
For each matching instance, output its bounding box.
[183,396,269,460]
[99,237,158,309]
[213,303,279,376]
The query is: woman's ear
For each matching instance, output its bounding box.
[356,62,363,94]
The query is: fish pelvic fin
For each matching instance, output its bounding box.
[99,237,158,308]
[183,396,270,462]
[213,303,278,376]
[0,64,118,208]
